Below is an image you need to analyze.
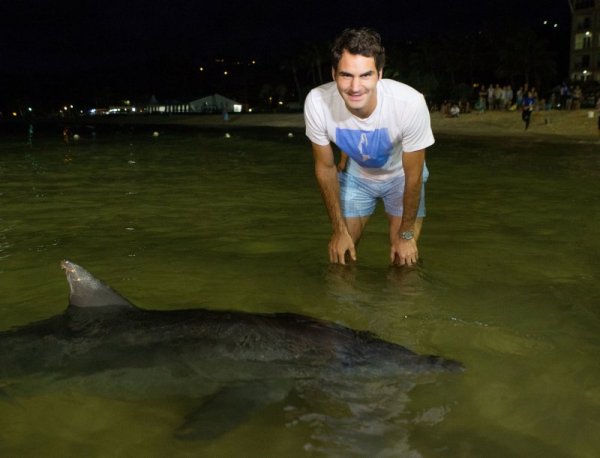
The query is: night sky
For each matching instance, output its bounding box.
[0,0,571,111]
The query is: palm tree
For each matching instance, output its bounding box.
[279,57,303,105]
[280,40,330,105]
[495,27,557,91]
[297,41,329,87]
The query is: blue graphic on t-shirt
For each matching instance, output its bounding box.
[335,128,393,168]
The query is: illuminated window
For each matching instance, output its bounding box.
[574,32,593,50]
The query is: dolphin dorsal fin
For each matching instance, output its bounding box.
[61,260,135,309]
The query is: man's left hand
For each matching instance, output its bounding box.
[390,238,419,266]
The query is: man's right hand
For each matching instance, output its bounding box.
[328,230,356,265]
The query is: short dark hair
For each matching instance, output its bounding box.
[331,28,385,72]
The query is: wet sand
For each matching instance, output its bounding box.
[110,109,600,143]
[22,108,596,144]
[429,109,600,142]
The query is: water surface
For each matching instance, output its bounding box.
[0,125,598,456]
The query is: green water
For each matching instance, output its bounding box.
[0,126,599,457]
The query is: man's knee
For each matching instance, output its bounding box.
[345,216,369,243]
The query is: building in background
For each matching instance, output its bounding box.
[189,94,243,114]
[569,0,600,81]
[146,94,242,114]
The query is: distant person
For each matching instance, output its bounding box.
[494,84,503,110]
[566,86,573,111]
[516,86,524,108]
[478,85,487,112]
[504,85,514,110]
[559,82,569,110]
[27,124,34,146]
[487,85,495,111]
[530,87,539,109]
[572,86,582,110]
[522,91,535,130]
[596,96,600,131]
[304,27,434,266]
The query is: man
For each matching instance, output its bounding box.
[521,91,534,130]
[304,27,434,266]
[596,95,600,131]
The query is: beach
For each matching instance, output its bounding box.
[5,108,597,144]
[85,109,600,143]
[429,108,600,142]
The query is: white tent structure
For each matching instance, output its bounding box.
[146,94,242,114]
[189,94,242,113]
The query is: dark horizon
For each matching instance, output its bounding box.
[0,0,573,113]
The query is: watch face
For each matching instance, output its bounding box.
[401,231,414,240]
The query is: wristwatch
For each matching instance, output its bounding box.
[401,231,414,240]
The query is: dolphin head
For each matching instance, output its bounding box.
[61,260,134,309]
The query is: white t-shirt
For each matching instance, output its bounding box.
[304,79,434,180]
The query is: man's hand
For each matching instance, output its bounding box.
[329,230,357,265]
[312,142,356,265]
[390,238,418,266]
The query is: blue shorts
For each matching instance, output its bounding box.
[339,168,428,218]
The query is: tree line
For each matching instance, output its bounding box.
[264,24,565,110]
[1,23,568,114]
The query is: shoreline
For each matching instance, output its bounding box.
[3,109,599,143]
[430,109,600,143]
[90,109,600,143]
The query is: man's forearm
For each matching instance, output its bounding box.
[400,173,423,233]
[399,149,425,234]
[315,164,346,234]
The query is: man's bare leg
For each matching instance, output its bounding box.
[345,215,370,244]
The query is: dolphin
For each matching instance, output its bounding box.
[0,260,462,440]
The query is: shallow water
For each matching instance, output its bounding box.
[0,125,599,457]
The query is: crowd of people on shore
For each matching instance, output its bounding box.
[473,83,570,113]
[474,82,590,113]
[436,82,596,125]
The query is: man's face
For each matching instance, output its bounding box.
[333,50,382,118]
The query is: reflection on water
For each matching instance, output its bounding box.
[0,128,599,456]
[0,226,11,261]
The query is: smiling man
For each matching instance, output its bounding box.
[304,28,434,266]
